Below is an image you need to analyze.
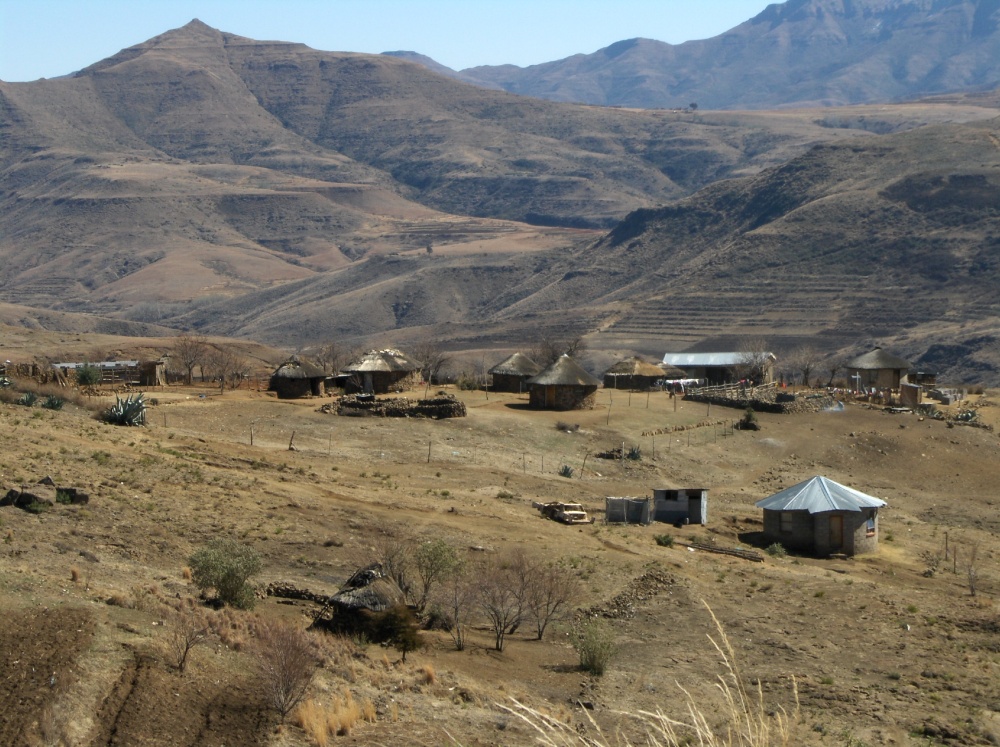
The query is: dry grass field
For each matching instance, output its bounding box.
[1,333,999,746]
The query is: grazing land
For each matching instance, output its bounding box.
[1,341,998,746]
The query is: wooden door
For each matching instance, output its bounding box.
[829,515,844,550]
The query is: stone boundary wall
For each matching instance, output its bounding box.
[683,390,836,414]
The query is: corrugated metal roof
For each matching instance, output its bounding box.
[755,476,887,514]
[662,352,775,368]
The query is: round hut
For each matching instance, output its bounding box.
[755,476,886,557]
[603,356,682,390]
[269,358,327,399]
[527,354,600,410]
[846,348,912,390]
[312,563,407,638]
[488,352,542,393]
[341,349,422,394]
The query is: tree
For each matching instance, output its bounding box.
[529,334,588,367]
[735,336,773,384]
[173,333,209,386]
[413,539,460,612]
[689,102,698,111]
[254,620,318,719]
[436,564,477,651]
[786,344,819,387]
[526,561,578,641]
[189,538,262,609]
[371,533,414,602]
[205,345,250,392]
[314,341,352,375]
[478,557,522,652]
[75,363,102,387]
[825,354,849,388]
[167,609,211,674]
[374,604,423,662]
[409,339,453,385]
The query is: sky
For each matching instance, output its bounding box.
[0,0,774,82]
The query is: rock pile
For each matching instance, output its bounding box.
[1,477,89,511]
[581,568,677,620]
[324,394,467,419]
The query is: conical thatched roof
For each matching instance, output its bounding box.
[329,563,406,612]
[755,476,887,514]
[271,358,326,380]
[528,354,600,387]
[342,349,421,374]
[603,356,669,378]
[659,362,688,378]
[489,352,542,377]
[846,348,911,370]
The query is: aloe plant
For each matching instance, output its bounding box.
[41,395,64,410]
[104,393,147,426]
[17,391,37,407]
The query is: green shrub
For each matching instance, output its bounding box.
[189,538,262,609]
[765,543,788,557]
[558,465,575,478]
[572,619,620,676]
[76,364,102,386]
[41,395,64,410]
[17,391,37,407]
[654,534,674,547]
[103,393,147,426]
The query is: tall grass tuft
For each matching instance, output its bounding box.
[498,601,797,747]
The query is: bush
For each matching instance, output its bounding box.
[654,534,674,547]
[41,395,64,410]
[765,543,788,557]
[558,465,575,478]
[572,619,620,676]
[17,391,37,407]
[189,539,262,609]
[626,445,642,461]
[103,393,147,426]
[76,364,102,386]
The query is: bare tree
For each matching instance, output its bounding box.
[529,334,588,367]
[477,557,522,652]
[503,548,535,636]
[371,533,414,602]
[735,336,773,384]
[205,345,250,392]
[526,561,579,641]
[314,341,351,375]
[966,542,981,597]
[167,609,211,674]
[173,333,209,386]
[409,339,453,385]
[435,562,477,651]
[254,620,318,720]
[786,345,819,388]
[825,354,849,388]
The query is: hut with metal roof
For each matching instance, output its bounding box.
[341,349,422,394]
[269,358,327,399]
[603,356,681,390]
[846,348,911,390]
[663,351,776,385]
[755,476,886,556]
[489,352,542,393]
[527,354,600,410]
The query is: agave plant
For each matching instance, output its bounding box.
[626,445,642,461]
[41,394,65,410]
[104,393,147,426]
[17,391,37,407]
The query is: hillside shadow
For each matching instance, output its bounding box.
[503,402,534,411]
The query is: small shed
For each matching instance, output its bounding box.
[269,358,327,399]
[846,348,911,390]
[603,357,672,390]
[662,352,776,385]
[488,353,542,393]
[755,476,886,557]
[527,354,600,410]
[341,349,422,394]
[652,488,708,525]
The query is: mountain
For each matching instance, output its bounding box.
[2,20,1000,381]
[443,0,1000,110]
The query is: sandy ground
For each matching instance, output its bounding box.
[1,375,999,746]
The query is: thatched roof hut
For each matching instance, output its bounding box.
[603,356,671,390]
[846,348,911,389]
[488,352,542,393]
[312,563,408,637]
[341,349,422,394]
[527,354,600,410]
[269,358,327,399]
[756,476,887,557]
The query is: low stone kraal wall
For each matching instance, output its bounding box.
[684,391,836,414]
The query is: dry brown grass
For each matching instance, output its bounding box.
[419,663,436,685]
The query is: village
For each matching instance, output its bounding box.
[0,337,998,746]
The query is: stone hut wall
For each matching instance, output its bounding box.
[491,373,529,393]
[529,385,597,411]
[762,509,815,552]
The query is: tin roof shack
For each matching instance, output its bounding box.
[846,348,911,390]
[662,352,776,385]
[755,476,886,557]
[488,353,542,393]
[527,354,600,410]
[269,359,327,399]
[603,357,670,390]
[342,349,422,394]
[605,497,651,524]
[54,359,166,386]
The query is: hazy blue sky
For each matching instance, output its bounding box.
[1,0,774,82]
